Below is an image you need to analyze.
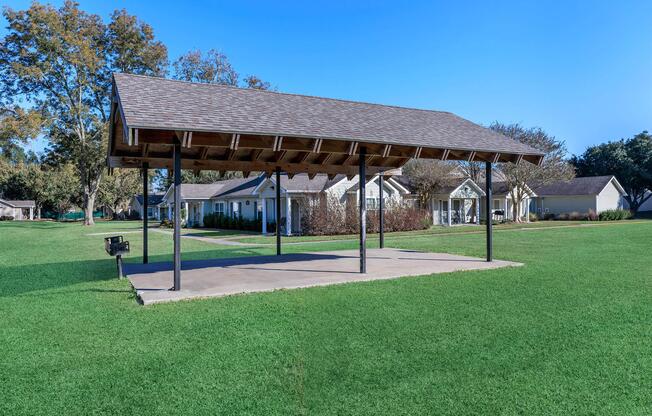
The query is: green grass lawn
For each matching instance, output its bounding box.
[1,220,651,415]
[227,219,623,244]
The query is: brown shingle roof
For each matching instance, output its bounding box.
[113,73,544,156]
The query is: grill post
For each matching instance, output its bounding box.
[485,161,493,262]
[359,147,367,273]
[142,162,149,264]
[173,141,182,290]
[275,167,281,256]
[116,255,124,279]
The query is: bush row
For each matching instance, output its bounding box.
[299,197,430,236]
[0,215,15,221]
[203,213,262,231]
[541,208,631,221]
[598,209,632,221]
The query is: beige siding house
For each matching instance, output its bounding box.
[530,176,627,217]
[156,173,410,234]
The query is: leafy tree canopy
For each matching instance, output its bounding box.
[0,1,167,225]
[571,131,652,213]
[490,122,575,221]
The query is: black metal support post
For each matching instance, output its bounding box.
[142,162,149,264]
[485,161,493,262]
[379,172,384,249]
[173,141,182,290]
[116,255,124,279]
[359,147,367,273]
[275,167,281,256]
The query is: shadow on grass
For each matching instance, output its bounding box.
[0,247,271,298]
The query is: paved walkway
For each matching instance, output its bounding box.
[125,248,521,305]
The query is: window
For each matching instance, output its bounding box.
[493,199,502,210]
[366,198,378,209]
[214,202,224,215]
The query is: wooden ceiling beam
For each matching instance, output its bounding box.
[108,155,388,176]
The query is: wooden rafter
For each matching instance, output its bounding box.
[275,150,287,162]
[312,138,323,153]
[273,136,283,152]
[347,141,359,155]
[230,133,240,150]
[251,149,264,161]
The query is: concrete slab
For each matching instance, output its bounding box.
[125,249,522,305]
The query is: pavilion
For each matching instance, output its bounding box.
[107,73,544,300]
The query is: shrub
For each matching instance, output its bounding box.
[0,215,15,221]
[299,196,431,236]
[587,209,598,221]
[203,212,261,231]
[543,213,555,221]
[528,212,538,222]
[568,211,587,221]
[599,209,632,221]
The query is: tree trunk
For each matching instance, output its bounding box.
[625,195,640,215]
[83,179,101,226]
[83,191,96,226]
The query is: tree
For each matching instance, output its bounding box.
[172,48,270,90]
[0,160,79,218]
[0,1,167,225]
[44,163,80,217]
[490,122,575,222]
[243,75,271,90]
[172,49,238,85]
[456,161,484,184]
[98,169,141,218]
[571,131,652,214]
[402,159,458,206]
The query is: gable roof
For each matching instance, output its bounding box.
[0,199,35,208]
[490,181,537,197]
[347,175,410,194]
[162,181,247,201]
[533,176,627,196]
[111,73,545,166]
[251,173,348,196]
[214,176,265,198]
[135,193,164,206]
[432,177,486,197]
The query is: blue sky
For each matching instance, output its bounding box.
[3,0,652,156]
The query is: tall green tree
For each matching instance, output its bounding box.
[571,131,652,213]
[490,122,575,222]
[98,168,141,218]
[172,48,270,89]
[0,1,167,225]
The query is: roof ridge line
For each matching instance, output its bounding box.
[113,72,455,116]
